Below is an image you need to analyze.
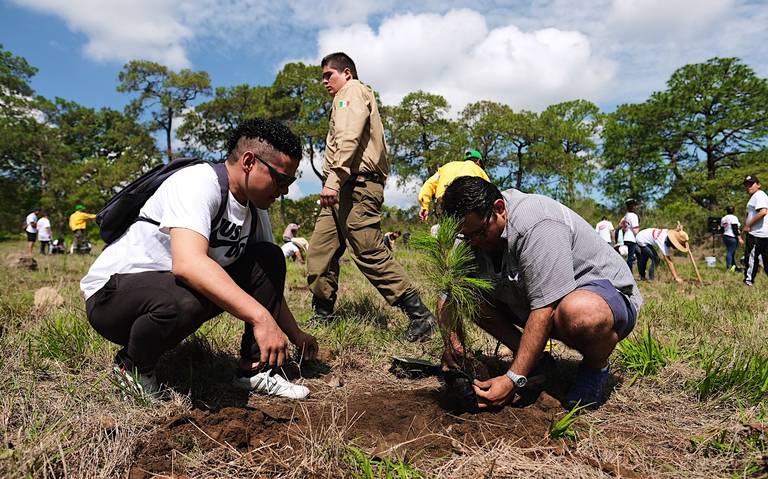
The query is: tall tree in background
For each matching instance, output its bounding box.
[536,99,602,205]
[271,63,330,182]
[384,91,456,182]
[37,99,159,230]
[458,101,514,172]
[179,84,272,160]
[500,110,542,191]
[603,57,768,213]
[117,60,211,162]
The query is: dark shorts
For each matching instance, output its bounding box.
[578,279,637,340]
[26,232,37,242]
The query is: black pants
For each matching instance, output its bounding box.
[744,234,768,284]
[86,242,285,373]
[636,244,660,280]
[625,241,638,272]
[39,240,50,255]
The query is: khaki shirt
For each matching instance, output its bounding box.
[323,79,389,191]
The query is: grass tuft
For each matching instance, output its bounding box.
[347,446,424,478]
[549,402,591,441]
[615,326,677,385]
[695,347,768,406]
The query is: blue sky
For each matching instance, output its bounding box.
[2,0,767,207]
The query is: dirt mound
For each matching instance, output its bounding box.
[130,387,561,478]
[34,286,64,310]
[5,254,37,270]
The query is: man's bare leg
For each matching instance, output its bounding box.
[550,290,617,369]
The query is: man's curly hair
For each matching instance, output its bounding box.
[226,118,302,162]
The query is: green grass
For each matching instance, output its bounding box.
[615,326,677,384]
[695,346,768,406]
[347,446,424,479]
[549,402,591,441]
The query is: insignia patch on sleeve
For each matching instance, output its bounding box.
[338,100,350,108]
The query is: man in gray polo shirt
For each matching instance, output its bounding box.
[440,177,642,409]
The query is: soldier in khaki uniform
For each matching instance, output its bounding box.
[307,52,436,342]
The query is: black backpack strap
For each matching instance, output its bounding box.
[209,162,229,228]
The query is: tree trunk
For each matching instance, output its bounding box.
[515,149,523,190]
[166,108,173,162]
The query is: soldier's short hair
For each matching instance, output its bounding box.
[321,52,358,79]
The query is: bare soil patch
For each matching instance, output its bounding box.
[130,385,563,478]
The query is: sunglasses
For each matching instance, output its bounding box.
[253,153,296,189]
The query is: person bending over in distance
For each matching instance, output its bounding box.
[282,237,308,264]
[81,118,318,400]
[383,231,401,251]
[634,225,690,283]
[439,177,643,410]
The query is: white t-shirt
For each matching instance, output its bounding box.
[37,217,52,241]
[746,190,768,238]
[622,212,639,242]
[721,214,740,238]
[594,220,614,243]
[80,163,273,299]
[635,228,670,256]
[25,212,38,233]
[281,242,300,258]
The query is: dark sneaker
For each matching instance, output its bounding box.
[405,316,437,342]
[563,363,609,410]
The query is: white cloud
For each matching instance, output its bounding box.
[608,0,734,40]
[383,176,420,208]
[316,9,617,111]
[14,0,192,68]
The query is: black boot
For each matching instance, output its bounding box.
[311,296,335,323]
[395,290,437,342]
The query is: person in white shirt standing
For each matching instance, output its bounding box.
[24,208,39,256]
[743,175,768,286]
[36,211,52,255]
[720,205,743,272]
[620,199,641,272]
[594,216,615,245]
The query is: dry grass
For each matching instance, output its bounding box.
[1,240,767,478]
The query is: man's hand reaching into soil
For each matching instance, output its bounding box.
[473,375,515,408]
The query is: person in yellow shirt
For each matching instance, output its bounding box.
[69,204,97,252]
[418,150,490,221]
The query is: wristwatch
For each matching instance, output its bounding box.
[505,370,527,388]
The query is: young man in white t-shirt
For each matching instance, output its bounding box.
[620,199,640,272]
[24,208,39,256]
[634,226,689,283]
[36,212,52,255]
[721,205,743,271]
[594,217,614,244]
[743,175,768,285]
[81,119,318,400]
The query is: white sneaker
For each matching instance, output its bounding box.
[232,370,310,399]
[112,365,162,400]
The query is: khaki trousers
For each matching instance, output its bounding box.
[307,180,411,305]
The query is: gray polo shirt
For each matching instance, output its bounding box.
[475,189,642,322]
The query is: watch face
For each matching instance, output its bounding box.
[516,377,527,388]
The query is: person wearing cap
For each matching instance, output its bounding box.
[69,204,98,252]
[743,175,768,286]
[417,149,490,222]
[620,199,641,272]
[307,52,437,342]
[439,177,642,410]
[634,224,689,283]
[282,237,309,263]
